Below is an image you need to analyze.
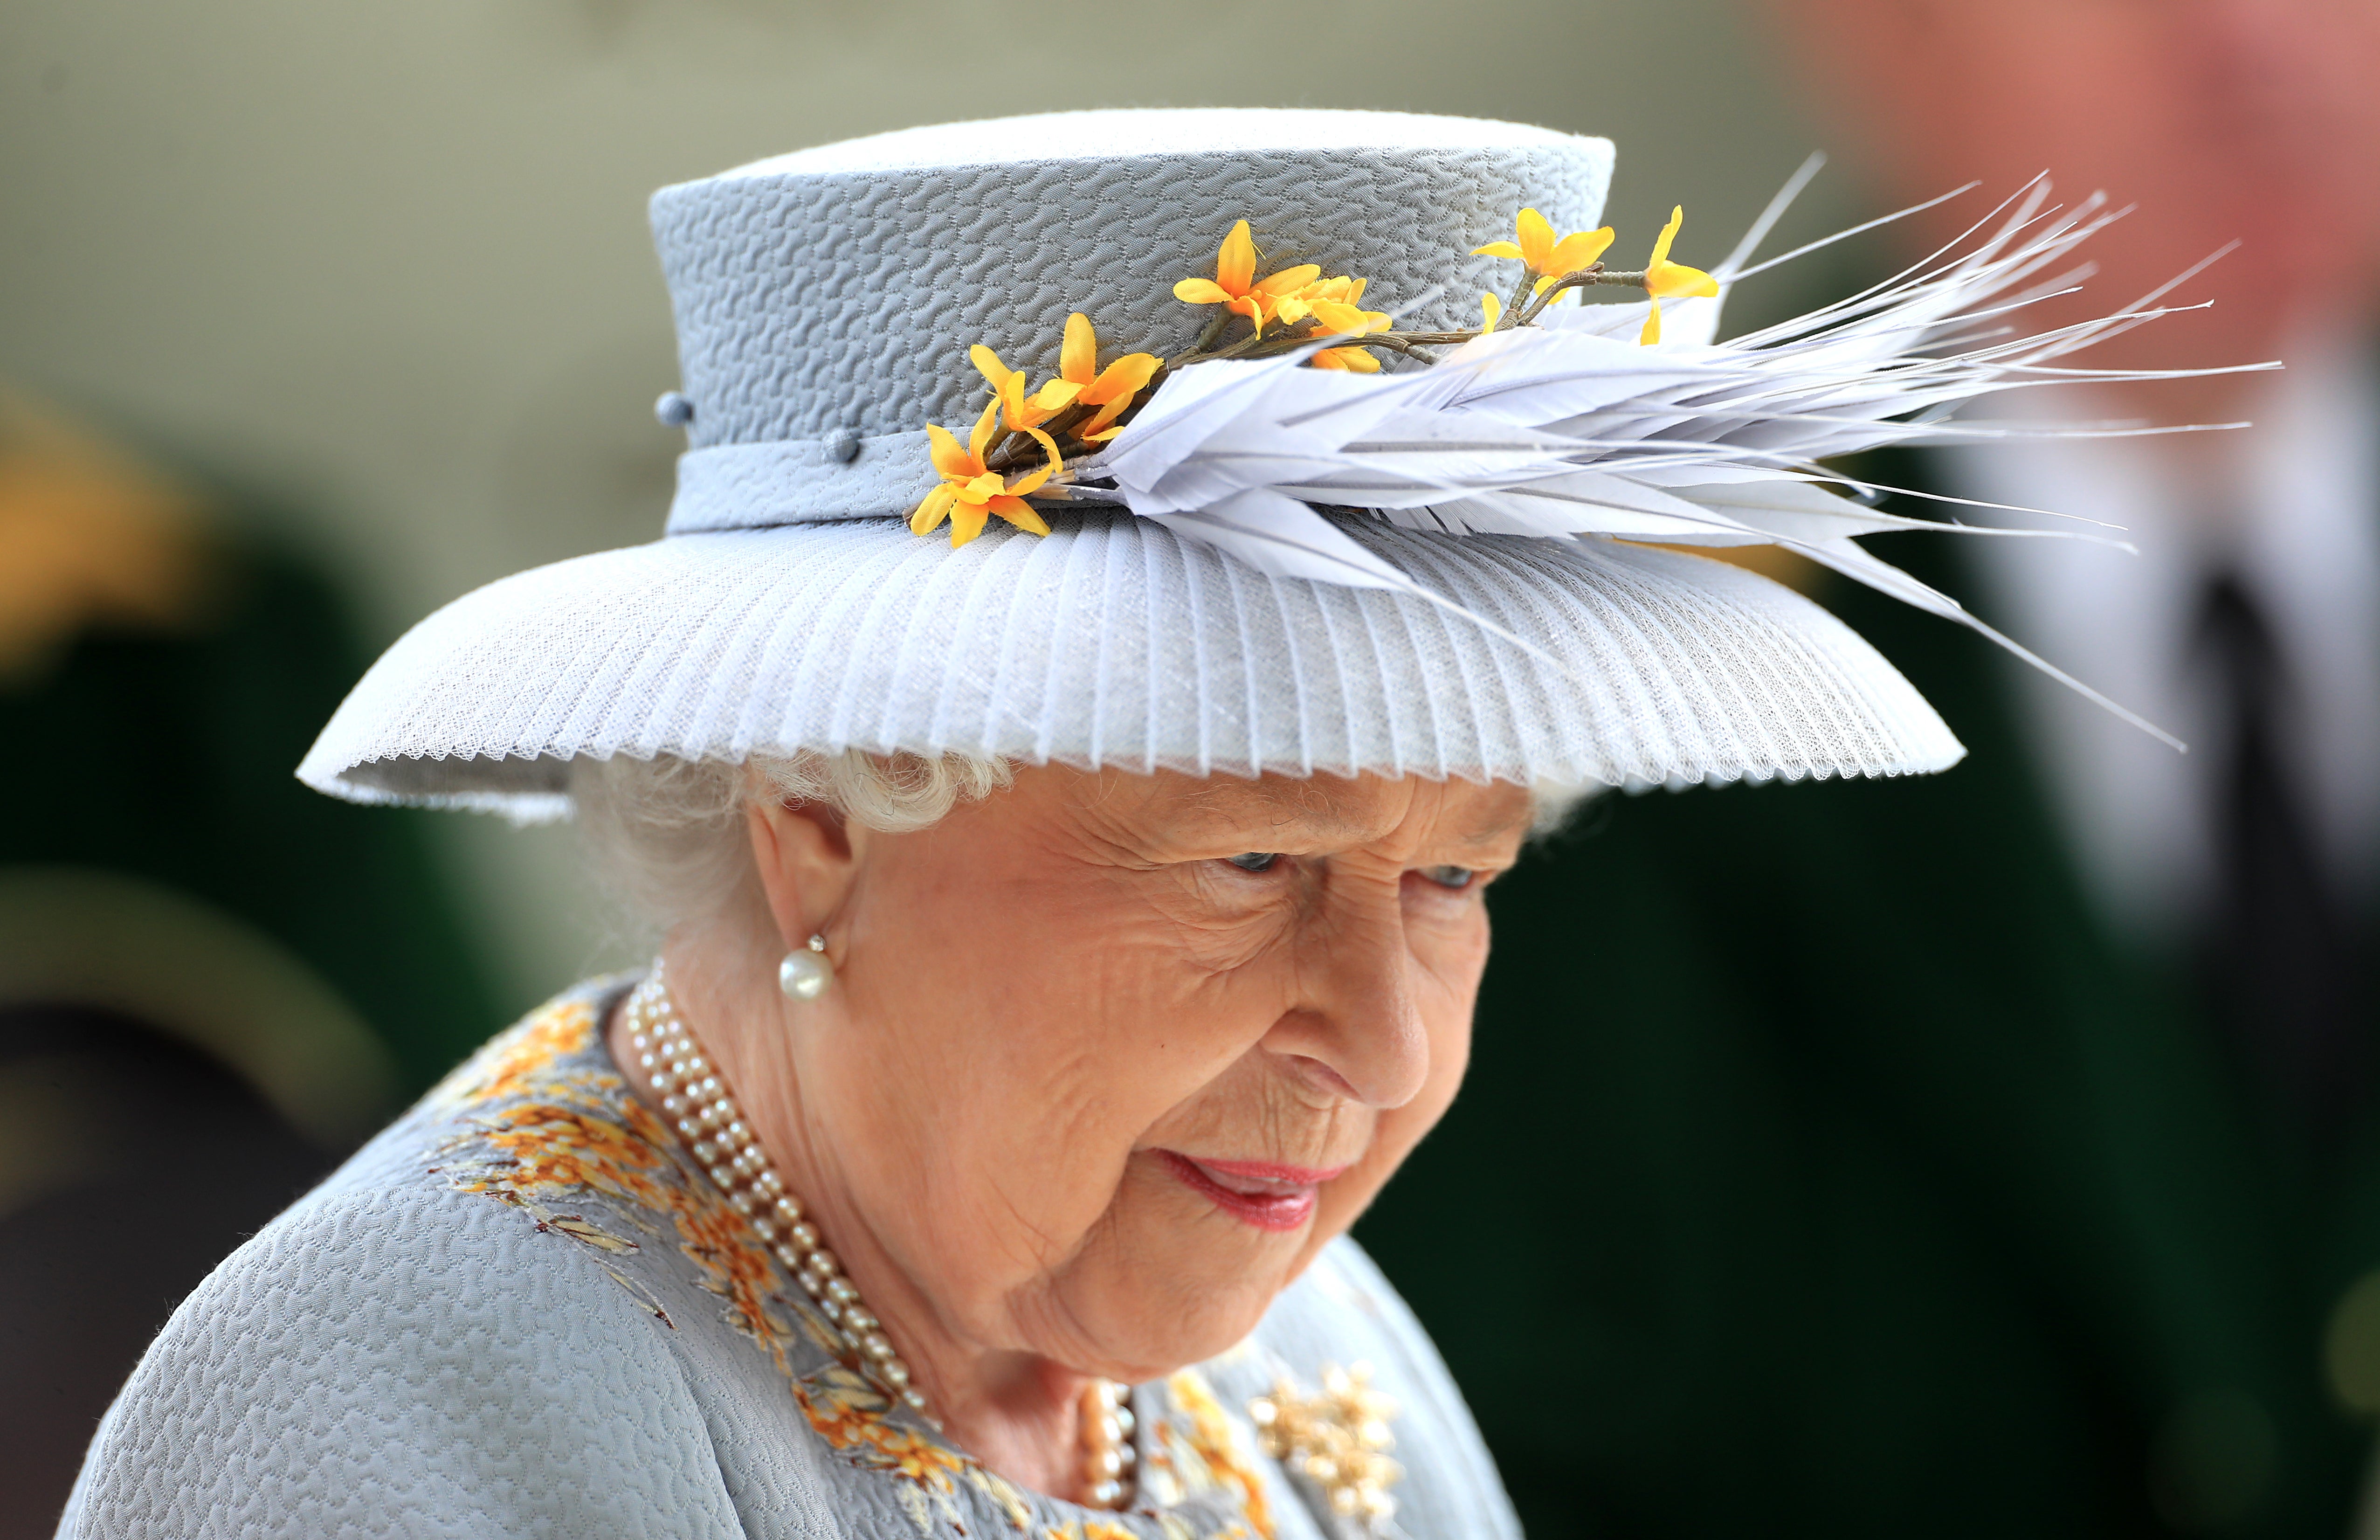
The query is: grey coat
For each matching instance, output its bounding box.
[59,981,1523,1540]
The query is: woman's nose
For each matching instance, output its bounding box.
[1261,891,1432,1110]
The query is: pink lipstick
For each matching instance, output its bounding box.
[1155,1152,1349,1232]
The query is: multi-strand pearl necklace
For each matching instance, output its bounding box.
[621,962,1138,1510]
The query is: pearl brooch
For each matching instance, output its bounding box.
[1249,1363,1402,1532]
[621,963,1139,1511]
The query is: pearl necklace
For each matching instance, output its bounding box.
[622,963,1138,1510]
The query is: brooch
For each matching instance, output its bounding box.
[1249,1361,1403,1533]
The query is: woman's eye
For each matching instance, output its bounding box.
[1419,864,1476,890]
[1226,852,1283,873]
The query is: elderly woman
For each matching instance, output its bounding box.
[60,109,2176,1540]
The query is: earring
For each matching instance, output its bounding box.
[778,933,834,1001]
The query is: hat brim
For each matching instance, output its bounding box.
[297,513,1961,820]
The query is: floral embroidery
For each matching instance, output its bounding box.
[424,988,1276,1540]
[1163,1371,1277,1540]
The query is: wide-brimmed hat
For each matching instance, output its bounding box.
[300,108,2181,819]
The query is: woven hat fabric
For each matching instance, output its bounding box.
[297,514,1962,817]
[298,109,1968,814]
[655,110,1612,531]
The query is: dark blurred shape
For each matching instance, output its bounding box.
[1364,521,2380,1539]
[1364,8,2380,1536]
[0,388,503,1087]
[2196,572,2370,1140]
[0,392,504,1529]
[0,1004,336,1540]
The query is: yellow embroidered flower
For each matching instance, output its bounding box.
[1309,347,1380,373]
[1038,313,1161,440]
[1475,207,1615,296]
[910,398,1061,548]
[1174,220,1322,337]
[1639,205,1720,345]
[1298,275,1390,338]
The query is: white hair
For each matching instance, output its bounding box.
[571,750,1013,932]
[573,750,1592,934]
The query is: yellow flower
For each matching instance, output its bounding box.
[1638,205,1720,345]
[909,398,1062,548]
[1475,207,1615,297]
[969,345,1063,433]
[1173,220,1322,337]
[1478,291,1503,334]
[1040,313,1161,441]
[1298,275,1390,338]
[1308,346,1380,373]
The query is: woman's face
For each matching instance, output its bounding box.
[767,767,1535,1381]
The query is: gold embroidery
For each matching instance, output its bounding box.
[428,991,1276,1540]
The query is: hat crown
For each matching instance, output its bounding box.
[650,109,1613,483]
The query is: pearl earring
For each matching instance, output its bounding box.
[778,933,834,1001]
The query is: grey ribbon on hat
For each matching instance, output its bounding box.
[665,432,939,532]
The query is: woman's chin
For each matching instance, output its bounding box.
[1058,1206,1330,1377]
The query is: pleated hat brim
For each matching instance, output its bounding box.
[297,514,1962,820]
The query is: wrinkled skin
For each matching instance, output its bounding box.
[1764,0,2380,422]
[608,765,1535,1498]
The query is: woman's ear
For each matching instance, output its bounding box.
[745,797,868,949]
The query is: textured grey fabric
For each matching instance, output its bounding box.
[59,982,1522,1540]
[297,513,1960,816]
[650,110,1611,525]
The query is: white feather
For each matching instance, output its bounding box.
[1074,174,2273,744]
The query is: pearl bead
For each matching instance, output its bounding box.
[1088,1447,1123,1480]
[1114,1406,1135,1436]
[1087,1481,1122,1508]
[639,962,949,1432]
[1117,1443,1135,1470]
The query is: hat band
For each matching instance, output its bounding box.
[665,433,938,533]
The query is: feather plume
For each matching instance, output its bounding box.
[1080,170,2273,746]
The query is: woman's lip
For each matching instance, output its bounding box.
[1152,1152,1345,1233]
[1187,1157,1352,1186]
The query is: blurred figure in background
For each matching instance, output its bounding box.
[0,392,502,1537]
[1357,2,2380,1537]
